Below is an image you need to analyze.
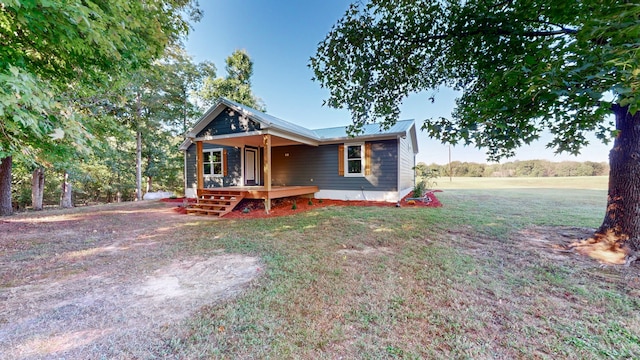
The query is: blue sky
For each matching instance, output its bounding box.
[184,0,611,165]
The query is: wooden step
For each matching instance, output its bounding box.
[186,208,227,216]
[187,189,245,217]
[196,199,233,206]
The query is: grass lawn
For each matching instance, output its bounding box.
[159,178,639,359]
[2,177,639,359]
[433,176,608,190]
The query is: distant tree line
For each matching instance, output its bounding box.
[416,160,609,178]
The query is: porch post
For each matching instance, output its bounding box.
[196,141,203,196]
[263,134,272,213]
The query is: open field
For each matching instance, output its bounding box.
[434,176,608,190]
[1,183,639,359]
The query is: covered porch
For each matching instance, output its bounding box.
[188,127,319,217]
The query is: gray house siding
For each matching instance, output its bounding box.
[398,136,415,191]
[270,139,398,191]
[196,108,261,138]
[185,143,242,189]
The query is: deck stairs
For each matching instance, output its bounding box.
[186,189,244,217]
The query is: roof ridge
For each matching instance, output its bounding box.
[312,119,414,132]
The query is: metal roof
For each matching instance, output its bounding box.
[181,97,418,151]
[312,120,415,140]
[222,98,320,140]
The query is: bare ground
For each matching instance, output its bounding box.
[0,201,261,359]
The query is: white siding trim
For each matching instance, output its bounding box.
[314,189,400,203]
[240,145,245,186]
[399,186,413,200]
[185,187,197,198]
[397,137,402,200]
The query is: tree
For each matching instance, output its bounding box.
[158,48,217,134]
[113,49,213,201]
[31,167,45,211]
[199,50,266,110]
[0,0,200,215]
[311,0,640,264]
[413,162,439,190]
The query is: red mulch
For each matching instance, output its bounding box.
[164,190,442,219]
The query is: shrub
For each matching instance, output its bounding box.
[413,181,426,198]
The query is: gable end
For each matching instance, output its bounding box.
[196,107,261,138]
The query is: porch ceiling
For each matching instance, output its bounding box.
[200,134,308,148]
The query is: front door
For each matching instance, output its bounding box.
[245,147,258,185]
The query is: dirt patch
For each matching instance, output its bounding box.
[514,226,597,262]
[0,201,261,359]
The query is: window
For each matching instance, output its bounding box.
[346,144,363,175]
[339,143,371,177]
[203,149,223,177]
[340,143,365,177]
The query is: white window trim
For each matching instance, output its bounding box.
[344,142,365,177]
[203,148,224,178]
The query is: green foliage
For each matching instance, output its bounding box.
[311,0,640,161]
[412,181,426,198]
[427,160,609,178]
[148,47,217,134]
[198,50,265,110]
[413,162,439,193]
[1,0,200,213]
[1,0,199,162]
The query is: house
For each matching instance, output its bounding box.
[179,98,419,216]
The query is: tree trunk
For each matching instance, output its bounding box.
[60,171,73,208]
[31,167,45,211]
[135,91,143,201]
[0,156,12,216]
[146,152,153,194]
[595,104,640,255]
[136,129,143,201]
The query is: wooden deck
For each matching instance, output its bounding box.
[229,185,319,200]
[188,186,319,217]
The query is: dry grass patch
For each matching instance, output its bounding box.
[0,201,261,359]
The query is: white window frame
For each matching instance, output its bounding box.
[344,142,365,177]
[203,148,224,177]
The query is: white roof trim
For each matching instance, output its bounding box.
[408,123,419,154]
[317,133,405,144]
[193,130,265,142]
